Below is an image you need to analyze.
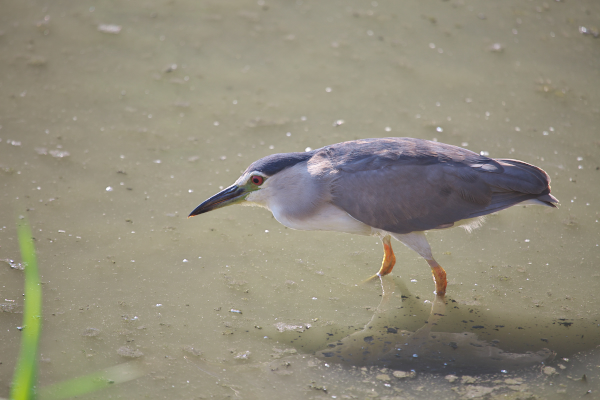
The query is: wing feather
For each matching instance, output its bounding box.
[320,138,556,234]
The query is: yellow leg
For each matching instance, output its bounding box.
[376,235,396,277]
[362,235,397,283]
[427,259,447,296]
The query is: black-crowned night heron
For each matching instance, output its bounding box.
[189,137,558,295]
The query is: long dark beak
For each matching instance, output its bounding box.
[188,185,247,218]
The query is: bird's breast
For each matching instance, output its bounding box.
[270,202,372,235]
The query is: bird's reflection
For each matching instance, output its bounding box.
[315,277,553,373]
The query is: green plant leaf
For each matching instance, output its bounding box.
[11,218,42,400]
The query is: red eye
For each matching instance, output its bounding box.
[250,175,264,186]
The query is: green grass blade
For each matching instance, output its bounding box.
[10,218,43,400]
[38,362,144,400]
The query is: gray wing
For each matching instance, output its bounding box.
[318,138,556,234]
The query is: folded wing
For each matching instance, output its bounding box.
[325,138,557,234]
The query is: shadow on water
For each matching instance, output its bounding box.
[267,276,600,375]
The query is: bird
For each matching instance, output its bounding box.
[189,137,558,296]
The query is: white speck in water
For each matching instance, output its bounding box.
[153,159,161,164]
[106,186,113,192]
[501,370,507,374]
[301,116,307,121]
[461,142,469,147]
[214,121,219,126]
[413,354,418,358]
[269,145,274,149]
[525,239,530,243]
[325,87,332,92]
[188,189,193,193]
[367,30,373,36]
[58,230,65,233]
[515,126,521,132]
[410,279,417,283]
[429,43,435,49]
[156,304,162,307]
[286,132,292,137]
[436,127,443,132]
[312,297,317,300]
[232,100,237,104]
[333,119,344,126]
[305,147,312,152]
[543,131,549,136]
[131,260,135,262]
[98,24,122,34]
[183,259,188,263]
[385,127,391,132]
[265,230,269,233]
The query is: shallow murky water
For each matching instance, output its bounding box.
[1,0,599,399]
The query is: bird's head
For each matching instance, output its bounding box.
[188,151,313,218]
[188,171,269,217]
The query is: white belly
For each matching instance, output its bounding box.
[270,203,373,236]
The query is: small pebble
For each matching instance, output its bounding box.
[393,370,416,379]
[117,346,143,358]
